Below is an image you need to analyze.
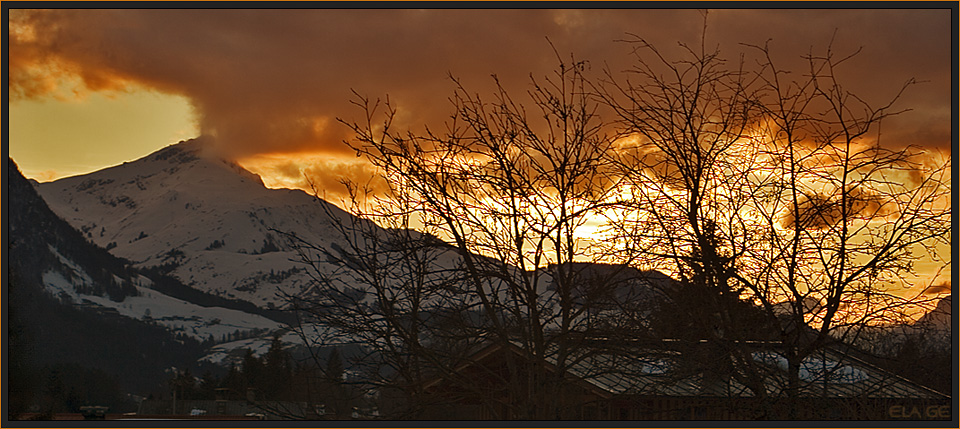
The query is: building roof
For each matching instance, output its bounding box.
[542,341,949,400]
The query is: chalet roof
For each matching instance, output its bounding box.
[492,339,951,400]
[542,342,948,400]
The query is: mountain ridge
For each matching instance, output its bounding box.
[36,137,356,306]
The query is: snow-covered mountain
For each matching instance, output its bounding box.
[31,138,679,363]
[9,156,282,342]
[9,157,286,396]
[37,137,355,307]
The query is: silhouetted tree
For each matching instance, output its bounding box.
[241,349,263,397]
[170,368,199,401]
[285,51,637,419]
[325,348,344,383]
[284,21,948,420]
[261,334,293,399]
[197,370,220,400]
[599,15,950,416]
[220,365,244,400]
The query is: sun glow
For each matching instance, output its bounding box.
[237,124,949,306]
[237,152,387,201]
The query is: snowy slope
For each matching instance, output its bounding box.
[198,327,336,366]
[37,137,356,306]
[9,155,281,365]
[40,245,282,341]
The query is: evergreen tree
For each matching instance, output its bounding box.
[325,348,344,383]
[241,349,263,398]
[221,365,244,400]
[325,348,350,418]
[197,370,220,400]
[171,368,198,400]
[262,334,292,399]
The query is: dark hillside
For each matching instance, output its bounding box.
[6,159,209,413]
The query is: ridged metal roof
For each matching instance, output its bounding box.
[530,342,946,400]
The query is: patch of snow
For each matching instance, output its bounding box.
[42,271,80,303]
[48,245,94,288]
[198,324,361,367]
[752,351,869,384]
[638,358,670,375]
[40,264,282,341]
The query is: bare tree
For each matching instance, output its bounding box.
[743,38,950,408]
[596,24,783,402]
[285,53,646,419]
[278,176,482,418]
[283,24,948,419]
[599,22,950,416]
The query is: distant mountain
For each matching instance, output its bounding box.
[29,139,682,364]
[37,137,358,307]
[11,154,284,339]
[915,295,951,332]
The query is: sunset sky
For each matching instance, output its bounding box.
[6,8,953,294]
[8,9,952,180]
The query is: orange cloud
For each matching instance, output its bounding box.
[8,9,950,164]
[238,153,389,201]
[35,170,60,182]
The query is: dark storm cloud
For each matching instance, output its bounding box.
[923,281,951,295]
[8,8,952,160]
[782,186,896,230]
